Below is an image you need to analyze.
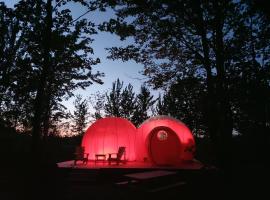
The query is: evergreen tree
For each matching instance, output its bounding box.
[156,78,206,137]
[89,92,105,120]
[104,79,154,125]
[120,83,136,121]
[104,79,123,117]
[72,95,89,135]
[132,86,155,126]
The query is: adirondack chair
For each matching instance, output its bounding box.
[74,146,89,165]
[107,146,126,165]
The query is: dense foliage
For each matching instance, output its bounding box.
[95,79,155,126]
[91,0,270,166]
[0,1,103,146]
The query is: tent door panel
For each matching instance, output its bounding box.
[149,127,181,166]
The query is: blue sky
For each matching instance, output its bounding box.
[3,0,160,111]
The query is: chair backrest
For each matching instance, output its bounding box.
[75,146,85,159]
[117,146,126,160]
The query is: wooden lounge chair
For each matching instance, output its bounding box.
[74,146,89,165]
[108,146,126,165]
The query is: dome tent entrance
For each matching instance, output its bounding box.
[148,126,182,165]
[136,116,195,165]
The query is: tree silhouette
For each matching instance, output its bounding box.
[104,79,137,121]
[0,1,104,152]
[120,83,137,121]
[0,3,30,129]
[103,80,154,126]
[89,92,105,120]
[104,79,123,117]
[156,77,206,137]
[93,0,270,167]
[132,86,155,126]
[72,95,89,135]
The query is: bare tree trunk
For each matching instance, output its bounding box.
[196,0,233,168]
[213,0,233,169]
[42,95,51,141]
[32,0,52,156]
[197,0,220,164]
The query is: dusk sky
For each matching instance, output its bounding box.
[3,0,160,111]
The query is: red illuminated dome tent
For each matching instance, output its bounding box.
[82,117,137,161]
[136,116,195,166]
[81,116,195,166]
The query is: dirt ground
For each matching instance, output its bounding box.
[0,161,268,200]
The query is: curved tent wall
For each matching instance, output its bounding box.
[82,117,136,161]
[136,115,195,165]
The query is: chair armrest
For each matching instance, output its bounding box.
[108,153,117,159]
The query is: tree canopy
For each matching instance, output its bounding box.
[91,0,270,167]
[0,0,104,148]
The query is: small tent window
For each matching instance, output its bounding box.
[157,130,168,141]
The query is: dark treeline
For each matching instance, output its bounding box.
[65,79,156,133]
[0,0,270,168]
[92,79,155,127]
